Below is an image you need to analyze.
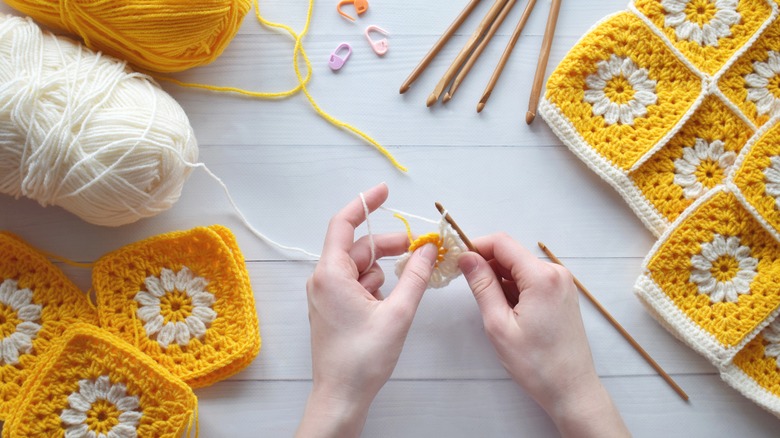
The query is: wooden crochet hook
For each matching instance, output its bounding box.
[435,202,480,255]
[526,0,561,124]
[477,0,537,112]
[442,0,519,103]
[400,0,483,94]
[537,242,689,402]
[427,0,509,107]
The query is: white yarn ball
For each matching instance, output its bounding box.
[0,14,198,226]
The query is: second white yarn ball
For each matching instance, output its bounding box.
[0,14,198,226]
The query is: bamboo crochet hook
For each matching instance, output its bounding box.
[477,0,537,112]
[443,0,519,103]
[526,0,561,124]
[537,242,689,402]
[435,202,480,255]
[400,0,483,94]
[427,0,509,107]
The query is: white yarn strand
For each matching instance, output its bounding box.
[0,14,198,226]
[359,192,376,275]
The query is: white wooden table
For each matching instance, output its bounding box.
[2,0,779,435]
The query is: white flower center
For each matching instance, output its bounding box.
[662,0,740,47]
[583,55,657,126]
[135,267,216,348]
[0,279,42,365]
[689,234,757,303]
[673,138,736,199]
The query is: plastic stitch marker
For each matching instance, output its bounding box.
[338,0,368,21]
[365,25,389,56]
[329,43,352,70]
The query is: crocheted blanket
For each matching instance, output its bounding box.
[540,0,780,416]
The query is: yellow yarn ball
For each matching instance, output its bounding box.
[4,0,252,73]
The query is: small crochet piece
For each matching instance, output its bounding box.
[0,232,98,420]
[395,218,467,289]
[92,225,260,388]
[540,0,780,416]
[3,324,197,438]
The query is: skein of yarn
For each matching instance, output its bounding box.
[0,14,198,226]
[3,0,251,73]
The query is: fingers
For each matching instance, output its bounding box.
[358,263,385,297]
[349,232,410,274]
[471,233,544,290]
[323,183,389,257]
[458,251,513,330]
[387,243,437,320]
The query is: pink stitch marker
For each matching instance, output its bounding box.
[365,25,389,56]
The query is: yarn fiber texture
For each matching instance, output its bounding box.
[0,14,198,226]
[538,0,780,417]
[3,324,197,438]
[3,0,251,73]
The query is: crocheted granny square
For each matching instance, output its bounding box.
[539,1,780,236]
[732,117,780,240]
[635,187,780,365]
[92,225,260,388]
[0,232,98,419]
[721,318,780,415]
[3,324,196,438]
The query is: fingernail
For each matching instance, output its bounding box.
[457,253,478,275]
[419,243,437,267]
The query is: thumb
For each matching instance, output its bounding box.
[458,252,509,326]
[388,243,437,319]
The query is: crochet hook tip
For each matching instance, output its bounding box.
[476,102,486,113]
[525,111,536,124]
[426,93,438,107]
[399,84,410,94]
[442,92,452,103]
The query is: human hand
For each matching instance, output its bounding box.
[296,183,438,438]
[457,234,629,437]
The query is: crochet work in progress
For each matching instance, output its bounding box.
[92,225,260,389]
[0,232,97,420]
[3,324,197,438]
[540,0,780,415]
[394,220,467,289]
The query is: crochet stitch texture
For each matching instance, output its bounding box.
[0,232,98,420]
[92,225,261,389]
[3,324,197,437]
[540,0,780,416]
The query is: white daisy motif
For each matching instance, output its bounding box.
[0,279,42,365]
[134,267,216,348]
[761,318,780,368]
[395,220,466,289]
[690,234,758,303]
[60,375,142,438]
[746,51,780,117]
[583,55,658,125]
[662,0,740,47]
[763,155,780,210]
[673,138,736,199]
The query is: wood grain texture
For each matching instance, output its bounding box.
[1,0,779,435]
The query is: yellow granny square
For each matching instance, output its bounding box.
[0,232,98,419]
[720,15,780,128]
[632,0,773,75]
[630,95,752,234]
[3,324,196,437]
[541,11,702,173]
[92,225,260,388]
[732,117,780,240]
[721,318,780,416]
[635,187,780,365]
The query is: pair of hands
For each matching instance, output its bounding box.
[296,184,628,437]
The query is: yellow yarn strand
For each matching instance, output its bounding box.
[157,0,407,172]
[393,213,414,245]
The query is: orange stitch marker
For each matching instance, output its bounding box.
[338,0,369,21]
